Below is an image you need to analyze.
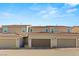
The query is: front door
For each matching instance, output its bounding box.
[20,37,27,48]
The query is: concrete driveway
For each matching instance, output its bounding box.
[0,48,79,56]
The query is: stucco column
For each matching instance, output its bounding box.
[51,37,57,48]
[28,38,32,48]
[27,26,29,32]
[76,37,79,48]
[50,39,53,48]
[16,38,20,48]
[76,38,77,48]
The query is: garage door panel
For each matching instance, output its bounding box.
[57,39,76,48]
[0,39,16,48]
[32,39,50,48]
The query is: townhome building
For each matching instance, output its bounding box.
[0,25,79,49]
[0,25,31,48]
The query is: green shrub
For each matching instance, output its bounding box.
[24,45,29,48]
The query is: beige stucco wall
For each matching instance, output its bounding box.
[28,38,32,48]
[30,27,45,32]
[28,32,79,48]
[9,28,22,33]
[29,26,79,33]
[30,26,68,33]
[49,26,68,32]
[28,33,58,48]
[28,33,52,48]
[52,33,79,39]
[72,27,79,33]
[51,33,77,48]
[52,33,79,48]
[76,38,79,48]
[16,37,21,48]
[51,38,57,48]
[28,33,51,39]
[2,25,31,35]
[0,33,21,48]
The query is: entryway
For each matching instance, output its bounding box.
[20,37,28,48]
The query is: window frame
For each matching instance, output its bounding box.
[2,26,8,33]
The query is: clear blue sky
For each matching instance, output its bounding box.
[0,3,79,26]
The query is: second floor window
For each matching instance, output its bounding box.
[28,28,32,32]
[30,29,32,32]
[51,28,57,33]
[22,28,27,32]
[67,28,72,32]
[45,27,49,32]
[51,29,54,33]
[22,29,26,32]
[2,26,8,33]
